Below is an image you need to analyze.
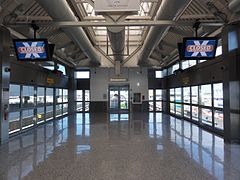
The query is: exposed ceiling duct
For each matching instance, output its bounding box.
[37,0,101,66]
[138,0,192,66]
[107,26,125,62]
[229,0,240,14]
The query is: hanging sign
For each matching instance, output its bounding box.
[95,0,140,12]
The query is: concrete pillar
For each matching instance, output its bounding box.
[68,68,77,114]
[0,26,11,144]
[222,21,240,143]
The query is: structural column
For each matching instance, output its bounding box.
[68,67,77,115]
[0,26,11,144]
[222,21,240,143]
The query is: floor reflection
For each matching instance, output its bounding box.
[169,117,225,179]
[0,113,240,180]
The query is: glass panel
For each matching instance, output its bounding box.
[63,89,68,103]
[184,105,191,118]
[56,89,62,104]
[46,106,53,121]
[85,102,90,112]
[55,104,62,117]
[200,85,212,107]
[63,104,68,115]
[120,90,128,110]
[46,88,53,106]
[182,60,196,70]
[120,114,129,121]
[149,102,154,111]
[201,108,212,126]
[110,114,119,122]
[75,71,90,79]
[183,87,190,104]
[192,106,199,121]
[156,101,162,111]
[76,90,83,101]
[9,84,21,111]
[155,71,163,78]
[57,64,66,75]
[110,90,119,109]
[216,46,222,57]
[85,90,90,101]
[170,103,175,114]
[22,109,34,129]
[191,86,198,105]
[168,63,180,75]
[228,31,238,51]
[214,110,224,130]
[156,89,162,101]
[22,86,35,108]
[149,89,154,101]
[175,88,182,103]
[37,87,45,106]
[214,83,223,108]
[37,107,45,124]
[176,104,182,116]
[199,60,207,63]
[170,89,175,102]
[76,102,83,112]
[9,112,20,134]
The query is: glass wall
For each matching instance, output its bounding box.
[169,83,224,132]
[148,89,163,112]
[22,86,35,108]
[9,84,69,135]
[76,90,90,112]
[55,88,68,117]
[46,88,54,121]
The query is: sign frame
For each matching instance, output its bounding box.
[13,38,50,61]
[94,0,140,12]
[182,37,218,60]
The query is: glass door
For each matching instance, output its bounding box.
[120,87,129,110]
[109,86,129,112]
[110,87,119,111]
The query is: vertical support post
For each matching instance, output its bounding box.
[68,67,77,115]
[222,21,240,143]
[0,26,11,144]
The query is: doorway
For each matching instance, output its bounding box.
[109,85,129,112]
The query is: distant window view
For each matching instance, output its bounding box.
[76,71,90,79]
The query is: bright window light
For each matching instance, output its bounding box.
[228,31,238,51]
[216,46,222,57]
[57,64,66,75]
[76,71,90,79]
[155,71,163,78]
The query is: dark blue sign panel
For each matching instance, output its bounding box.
[13,39,49,61]
[183,37,218,60]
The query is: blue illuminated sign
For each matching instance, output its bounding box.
[183,38,218,60]
[13,39,49,61]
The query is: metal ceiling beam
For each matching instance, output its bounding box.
[180,14,216,20]
[9,20,224,27]
[16,15,52,21]
[83,15,151,21]
[37,0,101,66]
[169,27,193,37]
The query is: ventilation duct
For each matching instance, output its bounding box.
[229,0,240,14]
[37,0,100,66]
[107,26,125,62]
[138,0,192,66]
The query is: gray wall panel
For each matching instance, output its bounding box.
[10,60,68,88]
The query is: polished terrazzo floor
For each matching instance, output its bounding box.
[0,112,240,180]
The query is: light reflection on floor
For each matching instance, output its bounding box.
[0,113,239,180]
